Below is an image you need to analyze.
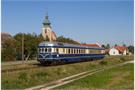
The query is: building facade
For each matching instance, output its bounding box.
[42,14,57,41]
[109,46,128,55]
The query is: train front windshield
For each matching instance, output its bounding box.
[38,48,52,53]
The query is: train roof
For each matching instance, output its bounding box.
[38,41,104,50]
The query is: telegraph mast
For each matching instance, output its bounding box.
[22,33,24,62]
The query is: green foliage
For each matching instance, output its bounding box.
[101,45,105,48]
[123,44,126,47]
[115,44,118,46]
[120,57,126,61]
[2,32,82,61]
[14,33,40,60]
[18,72,28,81]
[35,72,47,77]
[100,60,108,65]
[2,56,133,89]
[55,64,133,90]
[101,44,110,49]
[57,36,80,45]
[1,39,16,61]
[128,45,134,54]
[106,43,110,49]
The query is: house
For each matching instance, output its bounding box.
[109,46,129,55]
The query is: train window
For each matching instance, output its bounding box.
[98,50,101,54]
[54,48,56,52]
[74,49,75,54]
[39,48,41,53]
[56,48,59,53]
[63,48,65,54]
[75,49,77,54]
[42,48,44,53]
[81,49,83,54]
[78,49,79,54]
[77,49,78,54]
[89,49,91,54]
[79,49,81,54]
[41,48,44,53]
[68,49,70,54]
[72,49,73,54]
[93,50,96,53]
[48,48,52,52]
[45,48,47,52]
[71,49,73,54]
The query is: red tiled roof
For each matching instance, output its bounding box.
[81,44,100,47]
[114,46,127,53]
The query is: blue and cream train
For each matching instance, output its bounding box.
[37,42,105,65]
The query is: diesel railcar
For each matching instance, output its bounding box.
[37,42,105,65]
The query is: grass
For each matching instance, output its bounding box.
[1,60,39,70]
[54,63,134,90]
[1,55,133,89]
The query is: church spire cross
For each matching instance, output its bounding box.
[43,12,51,26]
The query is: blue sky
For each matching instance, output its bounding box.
[2,0,133,45]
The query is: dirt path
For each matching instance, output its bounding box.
[25,60,134,90]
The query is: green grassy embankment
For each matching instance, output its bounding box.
[1,55,133,89]
[54,63,134,90]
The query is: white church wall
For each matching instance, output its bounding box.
[109,48,120,55]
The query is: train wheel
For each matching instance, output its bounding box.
[51,60,58,65]
[60,60,65,65]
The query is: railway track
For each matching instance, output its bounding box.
[2,65,39,73]
[1,62,78,73]
[25,61,133,90]
[1,60,100,73]
[2,60,40,73]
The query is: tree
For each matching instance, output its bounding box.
[14,33,38,60]
[123,44,126,47]
[106,44,110,49]
[101,44,105,48]
[56,36,80,45]
[1,38,16,61]
[115,44,118,47]
[128,45,134,54]
[36,34,44,44]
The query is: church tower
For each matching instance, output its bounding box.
[42,13,57,42]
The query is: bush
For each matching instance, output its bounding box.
[100,61,108,65]
[35,72,47,77]
[18,72,28,81]
[120,57,126,61]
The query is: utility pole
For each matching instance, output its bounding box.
[22,33,24,63]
